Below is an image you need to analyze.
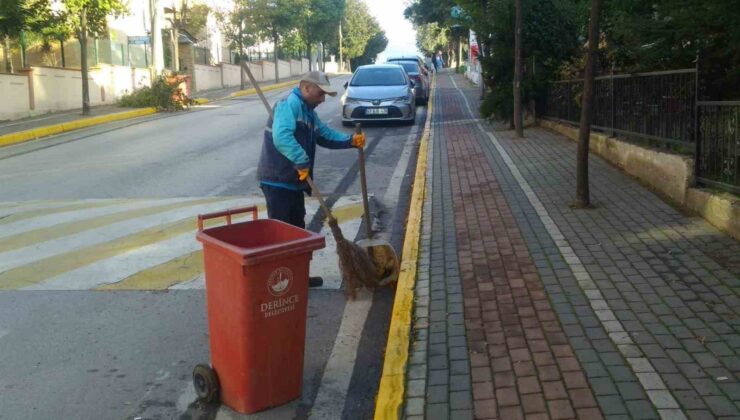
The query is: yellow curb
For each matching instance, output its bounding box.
[193,98,209,105]
[230,79,299,98]
[374,74,436,419]
[0,107,157,148]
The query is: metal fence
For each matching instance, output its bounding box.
[542,68,740,194]
[696,102,740,194]
[543,69,697,147]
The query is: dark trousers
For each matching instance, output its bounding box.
[261,184,306,229]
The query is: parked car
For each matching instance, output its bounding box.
[341,64,417,126]
[390,60,429,105]
[386,55,431,75]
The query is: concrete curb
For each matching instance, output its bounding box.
[0,78,306,148]
[373,75,436,419]
[0,107,157,148]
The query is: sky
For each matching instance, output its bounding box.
[365,0,419,63]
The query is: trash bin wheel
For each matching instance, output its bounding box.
[193,364,219,403]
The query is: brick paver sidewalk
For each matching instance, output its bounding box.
[405,71,740,419]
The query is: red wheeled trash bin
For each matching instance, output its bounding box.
[193,206,325,414]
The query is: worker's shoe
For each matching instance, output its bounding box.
[308,276,324,288]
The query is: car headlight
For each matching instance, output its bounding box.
[393,95,413,104]
[343,97,360,105]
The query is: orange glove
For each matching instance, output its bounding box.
[352,132,366,148]
[297,168,309,181]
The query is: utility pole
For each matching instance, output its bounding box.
[575,0,603,208]
[513,0,523,137]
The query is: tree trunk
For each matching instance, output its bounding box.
[172,26,179,70]
[60,39,66,67]
[513,0,523,137]
[273,33,279,83]
[4,35,13,73]
[338,23,343,72]
[80,8,91,115]
[307,43,312,72]
[575,0,602,208]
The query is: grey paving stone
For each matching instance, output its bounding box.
[597,395,629,415]
[651,358,679,374]
[600,352,625,367]
[450,360,470,376]
[425,403,449,420]
[608,365,637,382]
[409,364,427,380]
[582,361,609,379]
[428,369,448,386]
[689,378,723,396]
[704,395,739,417]
[407,379,427,398]
[617,381,646,401]
[626,399,659,419]
[427,384,449,404]
[449,374,471,392]
[674,390,707,410]
[405,397,425,416]
[450,391,472,410]
[685,409,717,420]
[590,377,619,396]
[449,410,474,420]
[449,346,468,361]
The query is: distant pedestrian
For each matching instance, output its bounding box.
[256,71,366,287]
[425,55,435,73]
[435,52,445,69]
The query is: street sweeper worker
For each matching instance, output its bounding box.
[256,71,366,288]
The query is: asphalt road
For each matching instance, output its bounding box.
[0,75,426,419]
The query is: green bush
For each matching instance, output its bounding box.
[456,64,467,74]
[118,74,180,110]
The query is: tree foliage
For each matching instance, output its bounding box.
[603,0,740,98]
[340,0,379,61]
[415,22,447,56]
[351,29,387,68]
[181,3,210,39]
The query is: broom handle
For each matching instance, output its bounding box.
[241,62,273,119]
[355,123,373,240]
[306,175,337,224]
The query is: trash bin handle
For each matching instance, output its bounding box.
[197,206,258,231]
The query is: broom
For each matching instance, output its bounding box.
[239,62,379,298]
[306,176,379,299]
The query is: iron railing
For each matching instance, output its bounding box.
[696,102,740,194]
[543,69,697,148]
[542,68,740,194]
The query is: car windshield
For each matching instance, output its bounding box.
[350,68,407,86]
[397,62,420,74]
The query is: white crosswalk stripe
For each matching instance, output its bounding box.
[0,196,364,291]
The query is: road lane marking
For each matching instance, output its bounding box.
[310,288,373,419]
[0,198,192,239]
[25,203,261,291]
[0,200,122,220]
[0,197,223,255]
[0,199,247,288]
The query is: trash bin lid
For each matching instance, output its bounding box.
[197,219,325,266]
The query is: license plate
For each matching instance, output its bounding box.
[366,108,388,115]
